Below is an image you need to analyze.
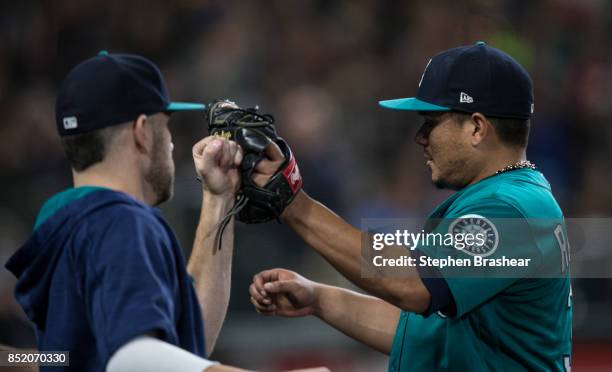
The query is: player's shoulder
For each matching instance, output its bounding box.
[453,169,563,219]
[77,189,166,234]
[75,191,174,253]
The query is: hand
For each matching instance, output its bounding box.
[193,137,242,196]
[249,268,319,317]
[252,141,285,187]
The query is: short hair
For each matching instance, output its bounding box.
[60,125,120,172]
[450,112,530,147]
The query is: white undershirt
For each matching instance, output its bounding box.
[106,336,218,372]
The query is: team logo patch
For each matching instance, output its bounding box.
[418,59,432,87]
[448,214,499,257]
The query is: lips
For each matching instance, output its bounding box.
[424,152,433,167]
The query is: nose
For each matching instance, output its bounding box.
[414,124,429,146]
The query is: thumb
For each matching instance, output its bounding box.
[263,280,298,294]
[264,141,285,161]
[234,145,244,167]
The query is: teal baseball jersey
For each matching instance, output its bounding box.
[389,169,572,371]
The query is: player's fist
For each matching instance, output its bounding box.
[249,268,319,317]
[192,136,242,196]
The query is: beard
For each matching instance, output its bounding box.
[144,130,174,206]
[433,177,463,190]
[431,154,469,191]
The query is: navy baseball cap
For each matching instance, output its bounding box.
[56,51,206,136]
[379,42,534,119]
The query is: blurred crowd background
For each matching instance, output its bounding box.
[1,0,611,370]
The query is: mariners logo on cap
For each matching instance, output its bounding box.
[418,59,432,88]
[449,214,499,257]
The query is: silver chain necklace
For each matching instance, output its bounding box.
[495,160,537,175]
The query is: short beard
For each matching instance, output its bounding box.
[433,178,463,191]
[144,131,174,206]
[432,157,469,191]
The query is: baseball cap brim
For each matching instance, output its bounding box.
[378,97,450,111]
[166,102,206,111]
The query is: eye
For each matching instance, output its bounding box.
[420,120,437,135]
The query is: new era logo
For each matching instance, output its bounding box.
[459,92,474,103]
[63,116,78,129]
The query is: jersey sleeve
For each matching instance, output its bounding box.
[416,198,544,317]
[412,249,456,316]
[78,206,180,361]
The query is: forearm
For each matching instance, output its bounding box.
[283,191,429,312]
[315,284,400,354]
[106,336,221,372]
[188,191,235,356]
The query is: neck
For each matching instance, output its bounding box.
[72,164,151,205]
[468,148,527,186]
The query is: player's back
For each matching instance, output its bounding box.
[5,187,205,371]
[6,187,125,371]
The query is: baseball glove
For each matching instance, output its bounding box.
[204,99,303,250]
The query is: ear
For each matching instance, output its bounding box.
[132,114,152,154]
[469,112,490,147]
